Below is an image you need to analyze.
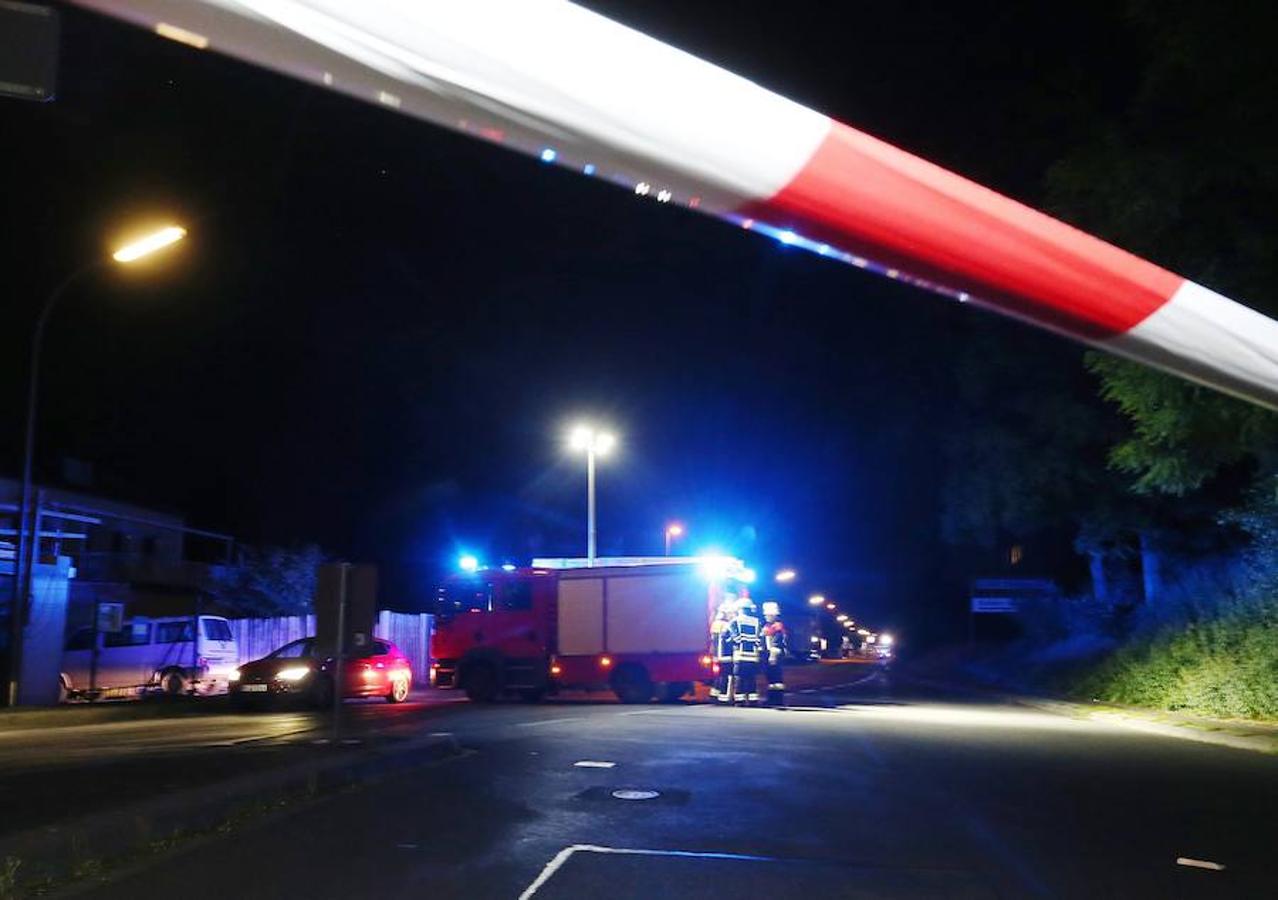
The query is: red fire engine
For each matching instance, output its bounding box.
[430,557,745,703]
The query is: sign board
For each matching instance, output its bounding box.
[971,597,1018,614]
[0,1,59,101]
[95,602,124,632]
[315,563,378,654]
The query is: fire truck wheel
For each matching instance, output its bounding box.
[610,664,654,704]
[462,662,499,702]
[659,682,692,703]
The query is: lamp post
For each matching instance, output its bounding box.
[568,424,615,567]
[7,225,186,706]
[663,523,684,556]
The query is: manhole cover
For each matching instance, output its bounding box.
[612,789,661,801]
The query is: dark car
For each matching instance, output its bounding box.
[229,637,412,708]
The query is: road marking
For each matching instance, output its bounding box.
[428,731,453,738]
[396,843,418,849]
[517,717,581,728]
[1176,857,1226,871]
[518,844,777,900]
[573,760,616,768]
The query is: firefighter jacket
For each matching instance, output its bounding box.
[762,621,789,664]
[711,618,733,662]
[729,612,761,663]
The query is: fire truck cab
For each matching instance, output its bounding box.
[431,557,745,703]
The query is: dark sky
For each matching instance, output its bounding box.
[1,1,1141,637]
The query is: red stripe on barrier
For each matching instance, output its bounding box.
[742,121,1183,338]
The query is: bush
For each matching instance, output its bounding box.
[1072,595,1278,719]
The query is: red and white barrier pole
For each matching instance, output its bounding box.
[71,0,1278,408]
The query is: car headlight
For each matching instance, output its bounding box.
[276,666,312,682]
[228,668,241,682]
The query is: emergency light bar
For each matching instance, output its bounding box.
[70,0,1278,409]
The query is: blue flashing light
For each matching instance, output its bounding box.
[458,554,480,573]
[583,163,596,175]
[778,230,798,245]
[740,568,757,584]
[539,147,557,163]
[501,563,517,572]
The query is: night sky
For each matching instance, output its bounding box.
[2,1,1142,639]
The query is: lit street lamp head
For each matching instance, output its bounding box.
[112,225,187,263]
[568,423,616,455]
[665,523,684,537]
[775,568,797,583]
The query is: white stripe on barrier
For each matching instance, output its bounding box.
[1103,280,1278,409]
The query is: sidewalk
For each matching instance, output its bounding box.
[900,669,1278,755]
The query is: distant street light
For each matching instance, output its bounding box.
[775,568,797,583]
[567,423,616,567]
[664,522,684,556]
[836,614,848,622]
[8,223,187,706]
[825,603,836,611]
[808,594,826,606]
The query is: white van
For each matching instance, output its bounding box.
[60,615,239,700]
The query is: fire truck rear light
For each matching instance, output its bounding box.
[700,655,713,667]
[599,656,612,668]
[712,663,720,674]
[550,664,562,676]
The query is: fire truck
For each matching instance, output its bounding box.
[430,557,746,703]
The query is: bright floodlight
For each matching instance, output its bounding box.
[458,554,479,573]
[808,594,825,606]
[880,634,894,647]
[740,568,757,584]
[666,523,684,537]
[568,424,616,455]
[112,225,186,263]
[775,569,797,583]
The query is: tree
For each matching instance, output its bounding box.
[1045,1,1278,500]
[207,544,324,616]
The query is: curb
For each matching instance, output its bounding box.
[0,732,464,894]
[899,672,1278,755]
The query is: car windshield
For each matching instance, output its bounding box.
[266,639,312,659]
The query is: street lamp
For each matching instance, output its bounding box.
[567,423,616,567]
[663,523,684,556]
[775,568,797,583]
[8,224,187,706]
[808,594,826,606]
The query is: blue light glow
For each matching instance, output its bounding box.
[458,554,480,573]
[778,230,798,245]
[539,147,557,163]
[583,163,596,175]
[501,563,517,572]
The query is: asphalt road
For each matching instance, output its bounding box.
[38,667,1272,899]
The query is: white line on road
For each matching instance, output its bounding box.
[573,760,616,768]
[517,718,581,728]
[1176,857,1226,871]
[517,844,778,900]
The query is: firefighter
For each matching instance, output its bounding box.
[728,595,762,706]
[709,596,737,703]
[761,601,789,707]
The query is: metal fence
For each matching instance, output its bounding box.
[225,611,433,684]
